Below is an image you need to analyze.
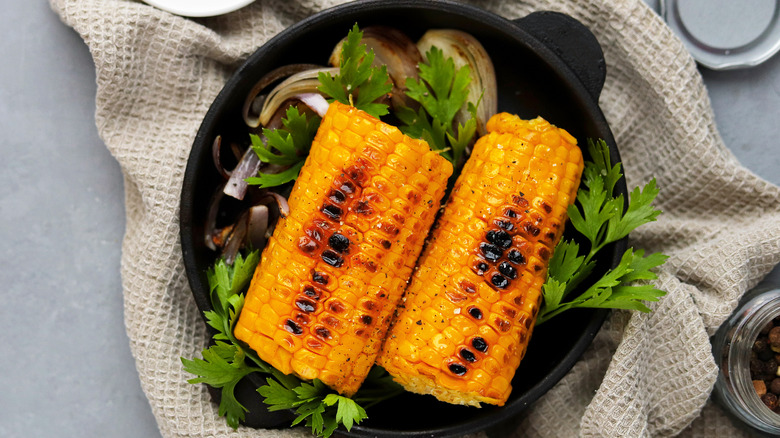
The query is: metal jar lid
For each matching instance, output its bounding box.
[662,0,780,69]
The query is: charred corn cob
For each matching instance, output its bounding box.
[234,101,453,396]
[377,113,583,406]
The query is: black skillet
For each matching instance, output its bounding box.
[180,1,627,436]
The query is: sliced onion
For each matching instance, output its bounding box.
[297,93,330,118]
[257,68,337,127]
[260,192,290,218]
[243,63,323,128]
[417,29,497,136]
[221,213,248,265]
[211,136,232,180]
[246,205,270,251]
[224,147,261,200]
[204,181,227,251]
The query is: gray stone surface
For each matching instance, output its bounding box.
[0,1,777,437]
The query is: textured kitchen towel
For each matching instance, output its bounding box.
[49,0,780,436]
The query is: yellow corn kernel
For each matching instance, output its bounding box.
[377,113,583,407]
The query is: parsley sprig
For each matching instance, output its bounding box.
[246,106,321,188]
[396,46,478,167]
[181,251,265,429]
[536,139,668,324]
[318,24,392,118]
[182,250,402,437]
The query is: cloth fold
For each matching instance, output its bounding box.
[50,0,780,436]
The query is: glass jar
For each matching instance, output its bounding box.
[712,288,780,435]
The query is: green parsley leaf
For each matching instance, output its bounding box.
[323,394,368,432]
[537,139,668,325]
[399,46,478,167]
[181,342,262,429]
[406,46,470,129]
[257,378,302,411]
[245,161,305,188]
[248,106,320,189]
[182,250,263,429]
[256,366,401,438]
[317,23,392,118]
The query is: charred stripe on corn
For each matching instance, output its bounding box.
[377,113,583,407]
[235,102,452,396]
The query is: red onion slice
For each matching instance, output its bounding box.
[247,205,270,251]
[224,147,261,200]
[297,93,330,118]
[260,192,290,218]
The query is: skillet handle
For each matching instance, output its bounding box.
[512,11,606,101]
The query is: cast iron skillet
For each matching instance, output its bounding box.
[180,1,627,436]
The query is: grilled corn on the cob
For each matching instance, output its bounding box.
[234,101,453,396]
[377,113,583,407]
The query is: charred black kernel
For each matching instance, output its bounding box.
[473,261,489,275]
[321,204,343,220]
[491,274,509,289]
[295,298,316,313]
[360,315,373,325]
[303,285,322,300]
[328,233,350,253]
[321,250,344,267]
[284,319,303,335]
[479,243,503,262]
[460,349,477,363]
[448,363,468,376]
[468,306,483,320]
[540,202,552,213]
[495,219,514,231]
[311,271,329,285]
[486,230,512,249]
[328,189,347,204]
[504,208,518,218]
[381,239,392,250]
[498,261,518,279]
[472,337,488,353]
[508,249,526,265]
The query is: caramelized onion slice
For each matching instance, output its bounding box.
[243,64,322,128]
[257,68,337,127]
[224,146,261,200]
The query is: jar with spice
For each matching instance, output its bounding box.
[712,288,780,435]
